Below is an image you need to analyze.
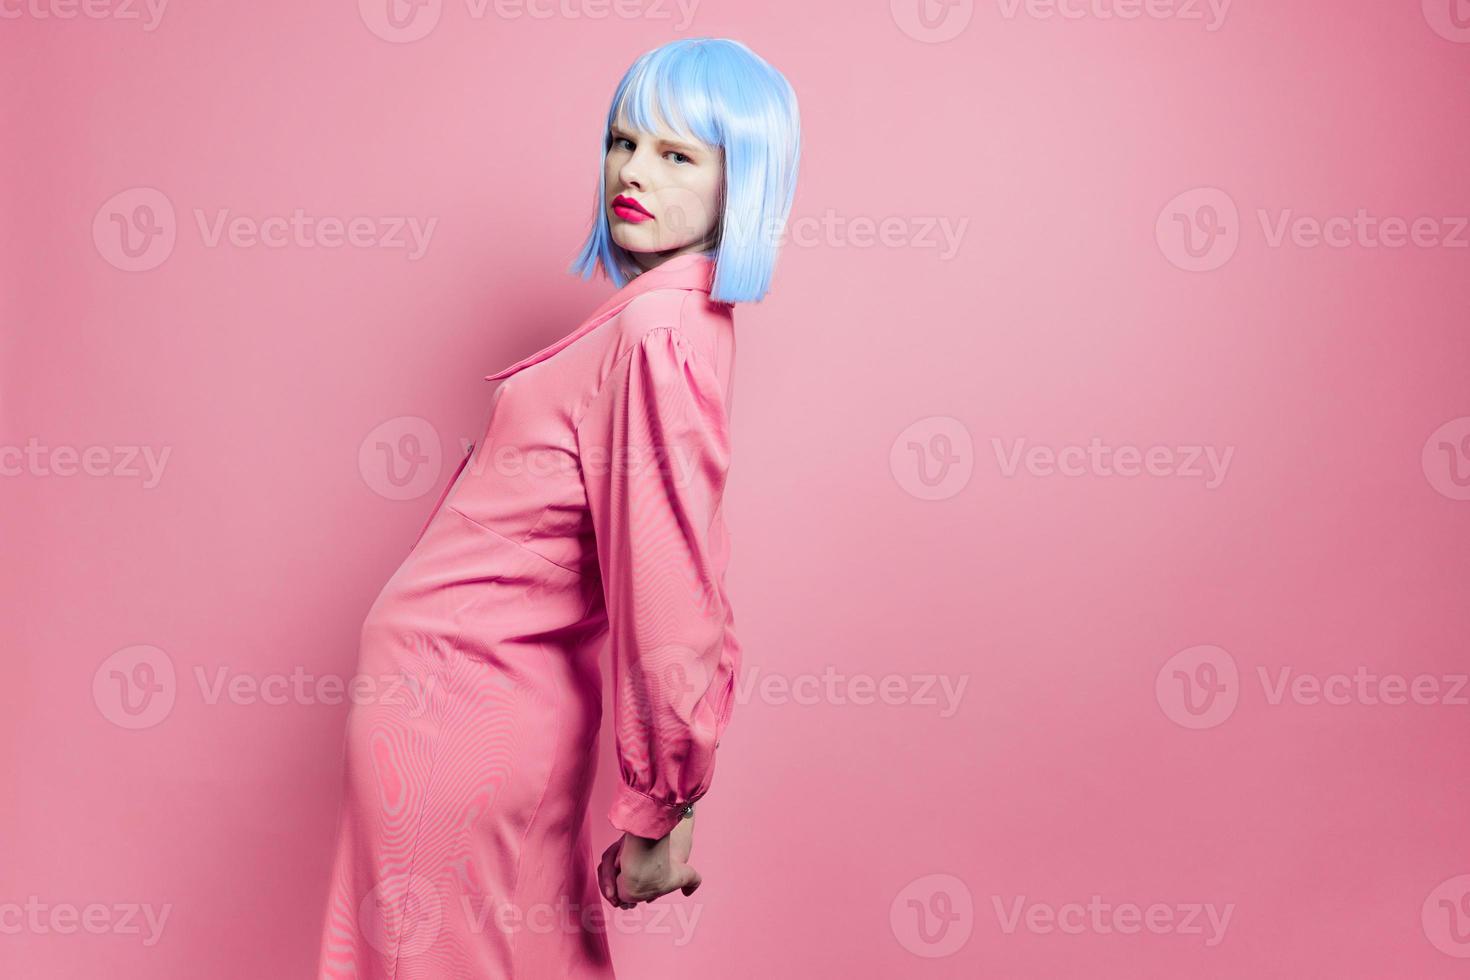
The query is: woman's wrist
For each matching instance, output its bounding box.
[625,803,693,846]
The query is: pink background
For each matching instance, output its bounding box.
[4,1,1470,977]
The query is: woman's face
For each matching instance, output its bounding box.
[603,113,724,271]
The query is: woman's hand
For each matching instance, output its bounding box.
[597,807,701,909]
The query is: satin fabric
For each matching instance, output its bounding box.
[317,252,741,979]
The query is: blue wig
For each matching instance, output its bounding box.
[569,38,801,305]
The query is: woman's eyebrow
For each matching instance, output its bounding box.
[608,126,703,155]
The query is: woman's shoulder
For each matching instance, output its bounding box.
[610,286,733,367]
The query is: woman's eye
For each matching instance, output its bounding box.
[612,136,634,151]
[668,151,692,165]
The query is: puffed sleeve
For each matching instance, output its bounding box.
[574,325,740,840]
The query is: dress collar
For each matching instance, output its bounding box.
[483,252,716,381]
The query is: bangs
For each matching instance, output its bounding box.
[609,44,722,151]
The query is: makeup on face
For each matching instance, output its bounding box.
[611,194,653,223]
[604,119,723,256]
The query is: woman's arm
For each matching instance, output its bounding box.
[575,324,739,905]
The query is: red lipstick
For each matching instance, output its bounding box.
[611,194,653,223]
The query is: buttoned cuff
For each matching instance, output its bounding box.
[608,783,692,840]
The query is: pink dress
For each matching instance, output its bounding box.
[317,253,741,979]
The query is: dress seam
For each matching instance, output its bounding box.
[505,641,567,976]
[384,671,452,980]
[570,324,690,435]
[444,504,583,578]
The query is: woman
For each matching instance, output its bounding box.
[317,38,801,979]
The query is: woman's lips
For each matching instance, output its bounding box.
[612,205,652,223]
[612,196,653,223]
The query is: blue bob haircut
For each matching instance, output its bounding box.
[569,38,801,305]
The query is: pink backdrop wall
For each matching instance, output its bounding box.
[4,1,1469,977]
